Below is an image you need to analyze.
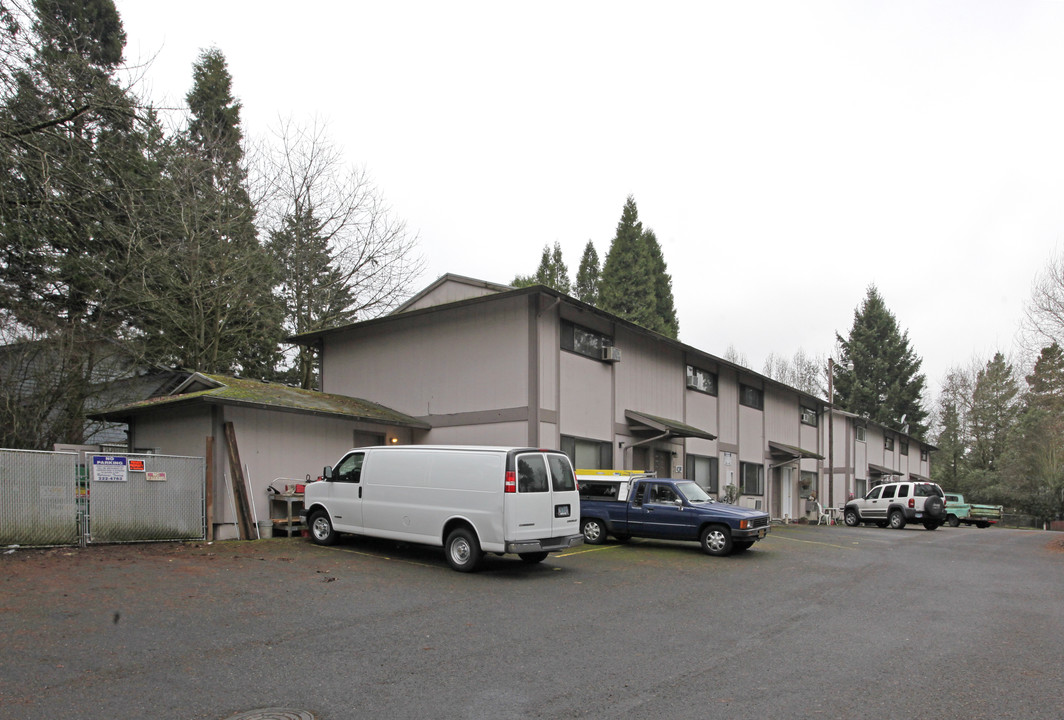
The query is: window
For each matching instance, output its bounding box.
[865,485,882,500]
[561,320,611,360]
[649,483,680,504]
[740,461,764,495]
[686,455,719,493]
[881,484,897,499]
[856,426,866,442]
[686,365,718,395]
[884,436,895,451]
[516,454,549,493]
[800,405,818,427]
[334,452,364,483]
[561,436,611,470]
[799,470,817,499]
[900,439,909,456]
[897,484,910,498]
[920,448,928,462]
[739,384,763,410]
[547,454,576,492]
[631,482,647,507]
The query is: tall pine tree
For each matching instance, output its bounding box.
[512,241,570,293]
[140,48,282,377]
[575,239,600,305]
[599,195,678,338]
[833,285,928,437]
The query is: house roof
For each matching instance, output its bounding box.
[88,372,431,429]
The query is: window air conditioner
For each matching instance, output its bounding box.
[601,346,622,363]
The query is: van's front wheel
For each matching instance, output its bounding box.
[308,510,337,546]
[445,528,482,572]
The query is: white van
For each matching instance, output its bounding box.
[302,446,584,572]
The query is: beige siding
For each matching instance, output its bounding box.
[422,422,529,446]
[738,406,764,463]
[325,296,530,418]
[716,369,740,446]
[558,351,613,442]
[613,331,684,425]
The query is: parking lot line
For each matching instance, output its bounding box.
[320,543,448,569]
[771,534,858,551]
[556,544,623,558]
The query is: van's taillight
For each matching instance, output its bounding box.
[505,471,517,493]
[908,498,915,508]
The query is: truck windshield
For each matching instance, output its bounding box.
[675,481,713,504]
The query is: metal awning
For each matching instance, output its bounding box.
[624,410,716,441]
[768,441,824,461]
[909,472,931,482]
[869,463,902,476]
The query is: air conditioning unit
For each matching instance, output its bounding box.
[601,346,622,363]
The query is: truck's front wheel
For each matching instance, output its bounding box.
[700,525,733,556]
[581,518,606,545]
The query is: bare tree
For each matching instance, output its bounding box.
[723,344,749,369]
[1021,250,1064,358]
[257,118,423,387]
[763,348,826,397]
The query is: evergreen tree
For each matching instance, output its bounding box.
[139,48,282,377]
[1001,344,1064,521]
[931,369,970,491]
[0,0,162,446]
[575,239,600,305]
[968,352,1019,473]
[833,285,928,437]
[599,195,678,337]
[266,205,355,388]
[643,228,679,338]
[512,241,570,293]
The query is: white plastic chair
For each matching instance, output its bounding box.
[815,501,832,526]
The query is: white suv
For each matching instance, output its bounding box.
[844,480,947,530]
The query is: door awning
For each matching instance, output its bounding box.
[909,472,931,482]
[768,441,824,461]
[869,463,902,476]
[624,410,716,441]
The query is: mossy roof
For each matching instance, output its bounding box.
[89,372,430,429]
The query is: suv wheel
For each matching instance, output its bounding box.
[889,509,907,530]
[844,508,860,527]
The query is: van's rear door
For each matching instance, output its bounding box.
[506,451,579,544]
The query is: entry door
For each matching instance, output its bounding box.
[780,466,794,520]
[654,451,672,479]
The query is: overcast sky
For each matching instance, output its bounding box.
[114,1,1064,395]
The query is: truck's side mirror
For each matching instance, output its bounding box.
[673,498,684,508]
[323,465,333,481]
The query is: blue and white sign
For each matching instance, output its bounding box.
[92,455,128,483]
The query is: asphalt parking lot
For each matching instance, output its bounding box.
[2,524,1063,720]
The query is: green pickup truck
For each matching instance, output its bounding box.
[943,492,1003,528]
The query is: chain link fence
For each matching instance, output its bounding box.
[0,449,79,546]
[1,449,205,546]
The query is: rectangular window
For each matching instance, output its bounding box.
[799,470,817,499]
[897,484,909,498]
[920,448,928,462]
[881,484,896,499]
[516,454,549,493]
[686,365,718,395]
[800,405,818,427]
[884,436,895,451]
[739,461,764,495]
[561,435,611,470]
[899,439,909,456]
[685,455,719,493]
[856,426,866,442]
[739,384,763,410]
[547,454,577,492]
[561,320,611,361]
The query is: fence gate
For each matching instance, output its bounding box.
[85,452,205,543]
[0,449,79,546]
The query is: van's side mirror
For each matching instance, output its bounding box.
[323,466,333,481]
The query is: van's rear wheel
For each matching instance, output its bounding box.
[308,510,337,546]
[518,551,549,563]
[445,528,482,572]
[581,518,606,545]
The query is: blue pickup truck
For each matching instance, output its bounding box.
[577,471,771,556]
